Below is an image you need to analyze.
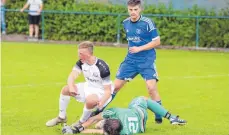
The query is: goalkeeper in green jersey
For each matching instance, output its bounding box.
[62,96,187,135]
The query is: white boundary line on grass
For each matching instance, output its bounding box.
[161,74,229,79]
[2,74,229,89]
[2,82,66,88]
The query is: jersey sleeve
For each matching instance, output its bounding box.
[96,59,112,85]
[72,60,82,72]
[102,108,116,119]
[122,17,130,41]
[147,19,160,41]
[122,21,125,30]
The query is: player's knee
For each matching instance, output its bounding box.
[85,94,99,109]
[140,96,148,100]
[61,85,70,95]
[147,85,157,94]
[29,25,34,28]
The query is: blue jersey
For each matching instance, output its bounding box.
[123,16,159,61]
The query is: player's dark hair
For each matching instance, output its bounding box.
[103,119,123,135]
[127,0,142,7]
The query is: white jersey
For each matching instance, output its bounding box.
[26,0,43,15]
[73,58,112,90]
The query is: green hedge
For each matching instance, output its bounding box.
[5,0,229,48]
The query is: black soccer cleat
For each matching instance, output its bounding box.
[155,118,163,124]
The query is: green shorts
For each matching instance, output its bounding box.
[128,96,148,131]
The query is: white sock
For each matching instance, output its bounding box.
[58,94,70,119]
[79,106,93,123]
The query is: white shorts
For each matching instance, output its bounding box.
[74,82,113,107]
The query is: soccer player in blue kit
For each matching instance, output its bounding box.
[113,0,163,124]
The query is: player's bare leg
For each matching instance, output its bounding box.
[29,24,34,40]
[34,24,39,40]
[46,85,73,127]
[146,80,161,100]
[90,79,126,117]
[114,79,126,95]
[146,79,163,123]
[71,94,99,127]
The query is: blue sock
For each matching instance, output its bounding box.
[111,92,117,99]
[155,100,162,119]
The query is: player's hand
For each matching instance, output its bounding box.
[62,123,84,134]
[97,101,103,110]
[129,46,141,53]
[69,85,78,97]
[37,9,42,14]
[62,124,74,134]
[20,9,24,12]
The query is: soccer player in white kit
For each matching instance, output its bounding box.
[46,41,113,127]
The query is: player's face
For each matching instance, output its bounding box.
[78,48,91,63]
[128,5,142,21]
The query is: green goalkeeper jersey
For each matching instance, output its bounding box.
[102,107,146,135]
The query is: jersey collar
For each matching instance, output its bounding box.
[87,57,98,66]
[130,15,142,23]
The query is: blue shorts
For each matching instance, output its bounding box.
[116,58,158,81]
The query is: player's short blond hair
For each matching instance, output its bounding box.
[78,41,94,54]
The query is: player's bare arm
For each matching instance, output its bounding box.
[20,3,29,12]
[129,37,161,53]
[37,3,43,13]
[82,113,103,129]
[81,129,104,134]
[67,69,81,96]
[61,113,103,134]
[98,84,112,109]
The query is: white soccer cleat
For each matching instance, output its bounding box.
[170,116,187,125]
[46,117,67,127]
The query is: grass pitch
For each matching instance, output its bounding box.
[1,42,229,135]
